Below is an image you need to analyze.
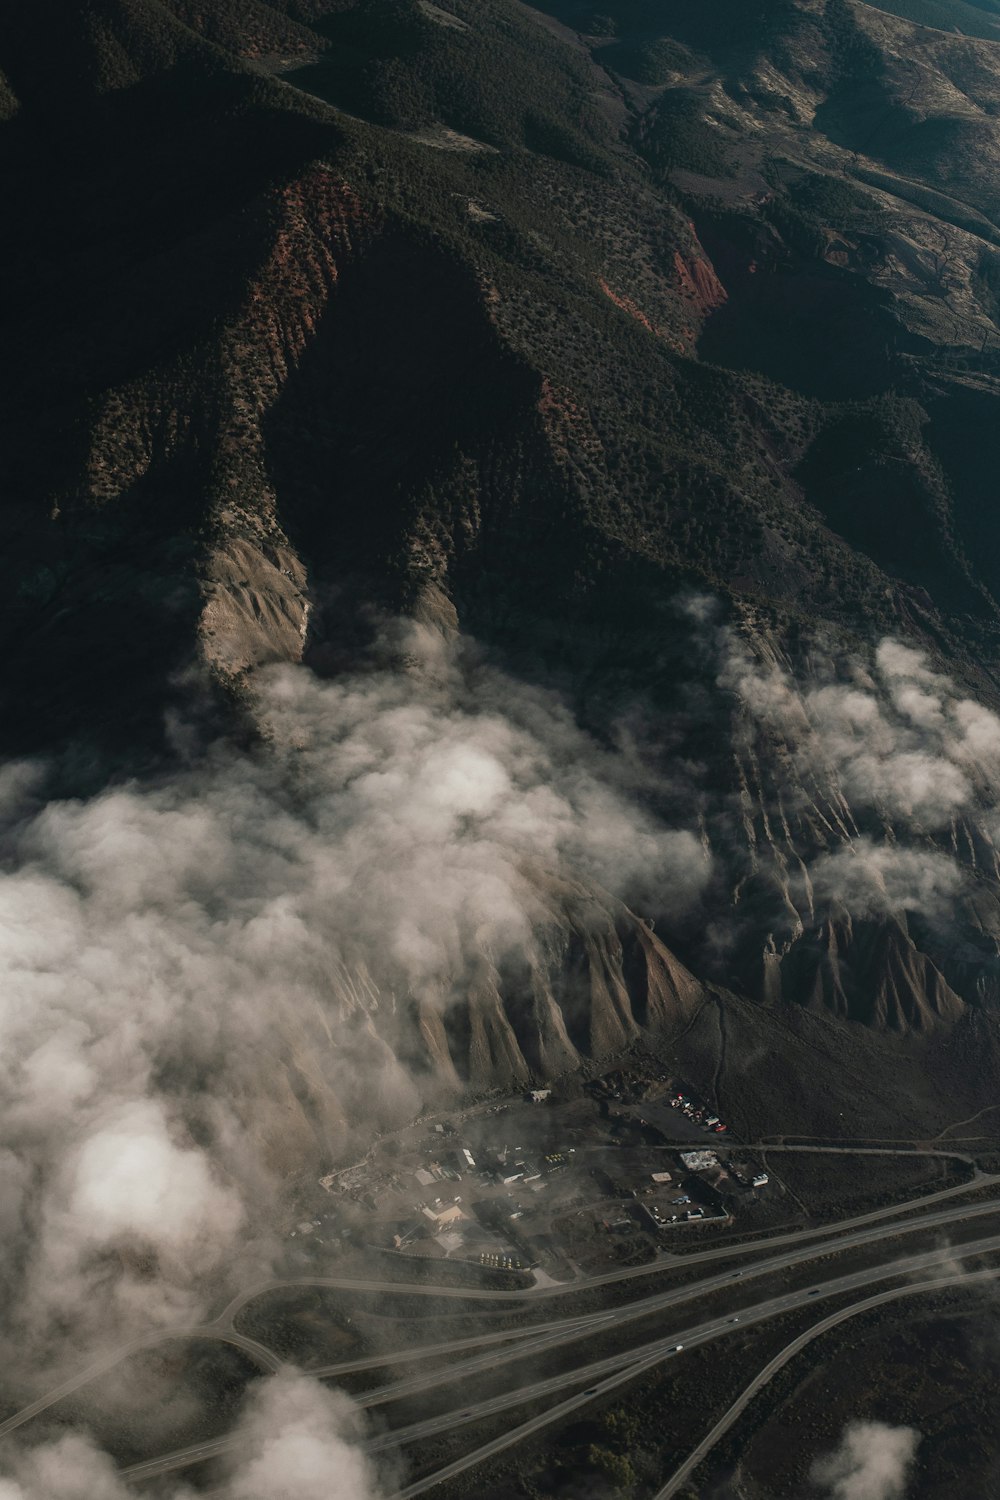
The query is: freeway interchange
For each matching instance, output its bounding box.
[5,1172,1000,1496]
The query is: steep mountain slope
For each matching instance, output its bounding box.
[871,0,1000,39]
[7,0,1000,1138]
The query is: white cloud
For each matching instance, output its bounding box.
[875,640,942,687]
[0,1372,385,1500]
[716,629,1000,923]
[223,1371,385,1500]
[721,634,978,831]
[809,841,964,918]
[0,1432,142,1500]
[810,1420,920,1500]
[0,623,708,1361]
[58,1099,244,1256]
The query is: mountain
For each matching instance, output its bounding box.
[7,0,1000,1143]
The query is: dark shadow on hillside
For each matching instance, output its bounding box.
[261,225,540,660]
[0,451,209,768]
[694,230,902,402]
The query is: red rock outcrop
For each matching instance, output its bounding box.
[673,249,728,317]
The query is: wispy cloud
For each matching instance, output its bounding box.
[809,1419,920,1500]
[0,622,708,1367]
[0,1369,387,1499]
[715,623,1000,921]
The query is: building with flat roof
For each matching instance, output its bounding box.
[420,1200,468,1231]
[679,1150,719,1173]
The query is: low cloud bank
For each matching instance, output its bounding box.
[0,606,991,1485]
[0,1370,385,1500]
[716,622,1000,921]
[4,616,995,1361]
[720,630,1000,832]
[0,623,708,1363]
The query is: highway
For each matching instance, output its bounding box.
[210,1168,1000,1328]
[652,1267,1000,1499]
[209,1187,1000,1357]
[0,1328,281,1445]
[118,1229,1000,1488]
[4,1175,1000,1489]
[388,1233,1000,1500]
[352,1196,1000,1408]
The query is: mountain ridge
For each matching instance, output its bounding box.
[7,0,1000,1148]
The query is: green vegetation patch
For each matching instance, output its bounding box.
[234,1285,367,1366]
[601,35,693,84]
[632,88,735,179]
[283,0,615,169]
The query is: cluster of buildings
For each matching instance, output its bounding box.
[671,1092,729,1134]
[597,1138,774,1238]
[678,1148,769,1208]
[299,1068,783,1278]
[597,1160,721,1232]
[383,1127,577,1263]
[418,1133,553,1190]
[638,1197,701,1229]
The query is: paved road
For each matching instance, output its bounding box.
[6,1177,1000,1475]
[121,1334,671,1485]
[650,1172,1000,1270]
[653,1267,1000,1499]
[392,1344,672,1500]
[747,1142,977,1164]
[388,1233,1000,1500]
[214,1188,1000,1339]
[210,1171,1000,1329]
[6,1180,1000,1453]
[0,1329,280,1445]
[121,1231,1000,1487]
[307,1317,612,1380]
[120,1311,630,1483]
